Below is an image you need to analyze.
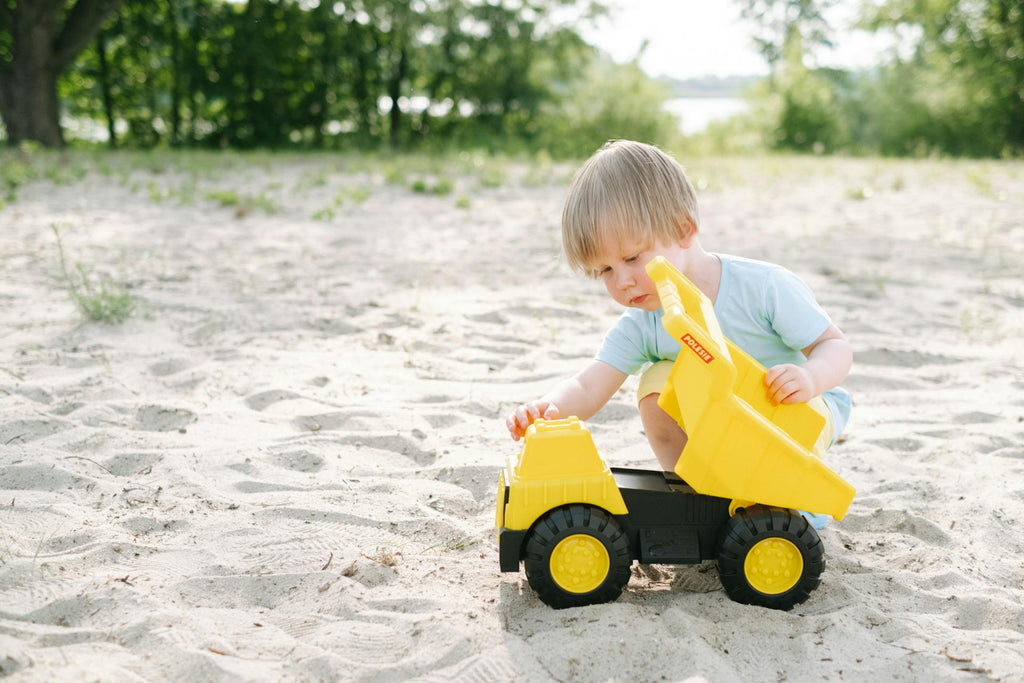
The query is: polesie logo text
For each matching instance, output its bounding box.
[682,333,714,364]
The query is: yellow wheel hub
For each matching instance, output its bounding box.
[549,534,610,594]
[744,537,803,595]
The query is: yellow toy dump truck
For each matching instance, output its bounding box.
[496,257,855,610]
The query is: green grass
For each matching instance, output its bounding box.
[51,224,135,324]
[312,205,336,221]
[205,189,240,206]
[845,186,875,200]
[411,177,454,195]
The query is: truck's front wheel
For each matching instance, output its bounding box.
[523,505,632,609]
[717,505,824,610]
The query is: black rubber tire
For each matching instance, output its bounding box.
[523,505,632,609]
[717,505,824,610]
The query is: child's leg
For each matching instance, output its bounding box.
[639,394,687,471]
[801,396,837,530]
[638,360,687,472]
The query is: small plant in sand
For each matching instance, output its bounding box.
[205,189,240,207]
[312,205,336,221]
[477,164,506,188]
[411,177,454,196]
[965,167,998,198]
[295,167,329,190]
[845,186,874,200]
[384,165,406,186]
[1,151,37,204]
[148,181,171,203]
[455,194,471,209]
[348,185,372,204]
[51,224,135,324]
[204,189,280,217]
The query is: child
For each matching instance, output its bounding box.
[506,140,852,475]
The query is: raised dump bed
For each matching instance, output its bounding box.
[649,256,855,520]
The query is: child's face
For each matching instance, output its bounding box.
[589,236,688,311]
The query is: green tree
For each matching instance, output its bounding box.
[534,55,679,158]
[0,0,124,146]
[863,0,1024,155]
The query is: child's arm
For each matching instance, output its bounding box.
[506,360,628,440]
[765,324,852,406]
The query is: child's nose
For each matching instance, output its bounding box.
[616,269,636,289]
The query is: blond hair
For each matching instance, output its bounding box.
[561,140,700,274]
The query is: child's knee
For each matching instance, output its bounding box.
[639,394,687,448]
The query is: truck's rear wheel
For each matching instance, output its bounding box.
[717,505,823,610]
[523,505,632,609]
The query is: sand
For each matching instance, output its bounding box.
[1,152,1023,681]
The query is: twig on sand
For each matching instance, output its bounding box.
[61,455,114,475]
[321,552,333,570]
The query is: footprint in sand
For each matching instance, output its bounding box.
[866,437,924,452]
[102,452,163,476]
[338,434,437,465]
[8,385,53,404]
[305,620,413,664]
[433,465,499,502]
[952,593,1024,632]
[505,305,586,320]
[245,389,302,412]
[0,419,70,445]
[0,463,91,491]
[842,374,922,392]
[135,405,196,432]
[856,347,962,368]
[148,358,194,377]
[954,411,1001,424]
[423,413,461,428]
[270,449,325,473]
[291,410,376,432]
[840,508,951,545]
[411,647,520,683]
[464,311,508,325]
[120,515,188,537]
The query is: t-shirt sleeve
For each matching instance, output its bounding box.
[595,311,651,375]
[764,267,833,351]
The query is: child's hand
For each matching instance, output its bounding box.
[506,401,560,440]
[765,364,816,405]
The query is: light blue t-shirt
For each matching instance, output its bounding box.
[596,253,852,437]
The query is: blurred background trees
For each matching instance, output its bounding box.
[736,0,1023,157]
[1,0,1021,157]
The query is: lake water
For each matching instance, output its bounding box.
[664,97,749,136]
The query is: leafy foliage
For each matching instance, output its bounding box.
[740,0,1023,156]
[49,0,659,156]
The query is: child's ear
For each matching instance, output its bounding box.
[678,220,698,247]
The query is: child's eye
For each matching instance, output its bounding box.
[625,255,639,263]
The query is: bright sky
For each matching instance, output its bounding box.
[579,0,893,81]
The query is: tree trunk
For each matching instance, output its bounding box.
[388,44,407,145]
[168,0,182,146]
[0,9,64,146]
[0,0,125,147]
[95,30,116,148]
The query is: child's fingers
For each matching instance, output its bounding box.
[506,415,523,440]
[506,401,559,441]
[767,371,797,404]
